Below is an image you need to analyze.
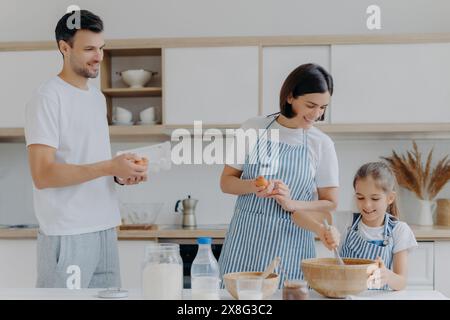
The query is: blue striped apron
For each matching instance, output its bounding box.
[340,213,397,290]
[219,116,316,287]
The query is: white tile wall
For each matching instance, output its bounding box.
[0,138,449,225]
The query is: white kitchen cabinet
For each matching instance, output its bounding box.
[163,47,259,125]
[0,50,101,128]
[0,239,153,289]
[0,238,448,296]
[262,46,330,117]
[434,241,450,297]
[330,43,450,123]
[406,241,434,290]
[117,240,156,290]
[0,239,36,287]
[0,50,61,128]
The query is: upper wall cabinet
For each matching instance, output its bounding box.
[0,50,61,127]
[163,47,259,125]
[330,43,450,123]
[262,46,330,118]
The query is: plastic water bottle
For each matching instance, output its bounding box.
[190,237,221,300]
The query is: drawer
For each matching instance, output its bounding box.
[407,241,434,289]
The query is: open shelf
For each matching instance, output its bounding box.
[102,87,162,97]
[101,46,163,124]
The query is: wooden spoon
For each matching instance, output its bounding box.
[261,256,281,279]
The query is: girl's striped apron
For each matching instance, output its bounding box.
[219,116,316,287]
[340,213,397,290]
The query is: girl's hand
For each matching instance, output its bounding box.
[367,257,389,289]
[270,180,295,212]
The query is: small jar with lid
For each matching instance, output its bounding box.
[282,280,309,300]
[142,243,184,299]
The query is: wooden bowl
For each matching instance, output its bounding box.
[223,272,279,299]
[301,258,377,298]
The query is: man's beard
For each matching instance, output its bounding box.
[73,62,99,79]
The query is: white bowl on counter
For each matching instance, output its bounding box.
[118,69,158,88]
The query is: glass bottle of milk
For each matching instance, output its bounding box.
[142,243,183,299]
[190,237,221,300]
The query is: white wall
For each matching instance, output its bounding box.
[1,138,449,225]
[1,0,450,42]
[1,0,450,225]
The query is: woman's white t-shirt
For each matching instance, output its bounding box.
[25,76,121,236]
[227,116,339,189]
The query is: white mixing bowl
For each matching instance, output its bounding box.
[119,69,157,88]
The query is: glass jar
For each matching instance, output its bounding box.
[282,280,309,300]
[142,243,183,299]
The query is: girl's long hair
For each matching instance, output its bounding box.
[353,162,399,218]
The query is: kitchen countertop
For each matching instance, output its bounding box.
[0,288,446,300]
[0,224,229,240]
[1,224,450,240]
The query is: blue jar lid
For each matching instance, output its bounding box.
[197,237,212,244]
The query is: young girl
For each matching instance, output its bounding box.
[336,162,417,290]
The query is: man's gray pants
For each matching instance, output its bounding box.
[36,227,121,288]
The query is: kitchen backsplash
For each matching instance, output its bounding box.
[1,138,449,225]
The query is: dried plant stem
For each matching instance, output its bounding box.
[382,141,450,201]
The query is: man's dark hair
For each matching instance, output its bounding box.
[55,10,103,51]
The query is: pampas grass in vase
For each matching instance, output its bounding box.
[381,141,450,225]
[381,141,450,201]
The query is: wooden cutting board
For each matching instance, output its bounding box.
[119,224,158,230]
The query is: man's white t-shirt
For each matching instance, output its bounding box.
[25,76,121,236]
[336,213,418,254]
[228,116,339,189]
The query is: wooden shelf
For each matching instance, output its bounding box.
[3,34,450,52]
[0,128,24,142]
[102,87,162,97]
[109,125,165,136]
[315,123,450,133]
[2,123,450,143]
[106,48,162,57]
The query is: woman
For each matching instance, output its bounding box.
[218,63,339,284]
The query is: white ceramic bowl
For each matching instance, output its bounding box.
[140,107,156,123]
[120,202,164,224]
[113,107,132,122]
[119,69,157,88]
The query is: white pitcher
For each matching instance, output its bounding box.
[416,200,436,226]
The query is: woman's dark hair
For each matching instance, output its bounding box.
[55,10,103,51]
[279,63,333,120]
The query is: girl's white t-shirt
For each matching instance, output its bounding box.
[336,213,418,254]
[25,76,121,236]
[227,116,339,188]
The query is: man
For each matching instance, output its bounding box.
[25,10,147,288]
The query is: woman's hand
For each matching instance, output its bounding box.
[254,179,275,198]
[325,224,340,249]
[367,257,390,289]
[269,180,295,212]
